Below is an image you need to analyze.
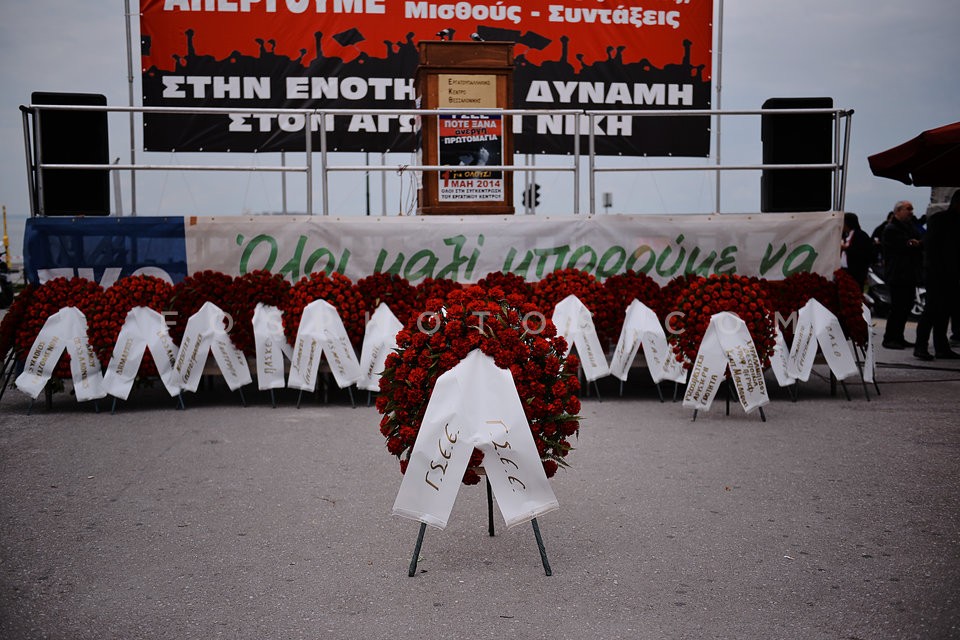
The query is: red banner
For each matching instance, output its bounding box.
[141,0,713,156]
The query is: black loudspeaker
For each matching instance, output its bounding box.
[761,97,834,212]
[32,92,110,216]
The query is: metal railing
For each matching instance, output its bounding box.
[22,103,853,216]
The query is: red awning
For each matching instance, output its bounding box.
[867,121,960,186]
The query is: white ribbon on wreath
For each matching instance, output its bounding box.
[252,303,291,391]
[786,298,859,382]
[357,302,404,392]
[102,306,181,399]
[861,304,875,384]
[287,299,361,391]
[767,326,797,388]
[609,298,687,384]
[682,311,769,413]
[393,349,559,530]
[175,301,252,392]
[15,306,106,402]
[551,294,610,382]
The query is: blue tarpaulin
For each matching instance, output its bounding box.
[23,217,188,285]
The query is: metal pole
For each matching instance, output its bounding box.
[124,0,137,215]
[529,154,537,215]
[33,107,45,216]
[531,518,552,576]
[486,477,495,536]
[573,113,581,214]
[714,0,724,214]
[307,113,315,215]
[318,112,327,216]
[839,112,853,212]
[408,522,427,577]
[281,151,288,214]
[523,153,530,215]
[365,151,371,216]
[20,108,37,216]
[2,206,9,267]
[832,111,841,210]
[380,152,387,216]
[588,113,596,215]
[112,158,124,216]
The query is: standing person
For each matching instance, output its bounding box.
[881,200,923,349]
[871,211,894,243]
[870,211,894,272]
[840,212,873,289]
[914,190,960,360]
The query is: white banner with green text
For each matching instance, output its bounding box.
[185,212,842,285]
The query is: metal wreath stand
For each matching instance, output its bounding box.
[407,474,552,577]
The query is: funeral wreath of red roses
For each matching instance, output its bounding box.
[356,271,419,327]
[666,274,777,369]
[281,271,367,350]
[87,274,174,377]
[603,269,663,328]
[224,270,292,357]
[761,270,869,349]
[376,286,582,485]
[168,270,235,344]
[14,277,104,379]
[531,267,619,349]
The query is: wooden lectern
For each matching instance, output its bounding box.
[415,41,514,215]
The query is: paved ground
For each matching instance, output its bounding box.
[0,321,958,640]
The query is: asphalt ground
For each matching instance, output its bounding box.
[0,320,958,640]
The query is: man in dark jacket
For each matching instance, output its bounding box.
[881,200,922,349]
[914,190,960,359]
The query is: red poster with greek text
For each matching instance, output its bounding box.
[141,0,713,156]
[438,114,504,201]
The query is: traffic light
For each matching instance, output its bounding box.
[522,183,542,210]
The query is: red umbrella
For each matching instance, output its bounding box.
[868,121,960,186]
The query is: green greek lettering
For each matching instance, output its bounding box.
[503,248,533,278]
[684,247,717,276]
[533,245,571,278]
[435,235,469,280]
[278,235,307,281]
[715,246,737,274]
[239,234,279,274]
[625,245,656,273]
[566,245,598,274]
[304,248,337,275]
[759,243,787,276]
[783,245,817,275]
[336,248,351,275]
[374,249,404,275]
[465,234,484,280]
[655,234,686,278]
[596,246,626,278]
[403,250,438,282]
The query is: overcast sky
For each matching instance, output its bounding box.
[1,0,958,261]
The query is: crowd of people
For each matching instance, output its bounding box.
[843,191,960,361]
